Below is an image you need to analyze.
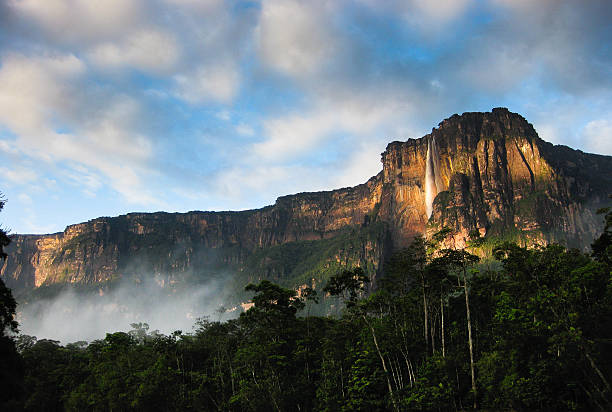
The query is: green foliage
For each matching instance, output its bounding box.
[514,190,547,219]
[323,267,369,307]
[0,277,18,336]
[0,195,23,411]
[7,207,612,411]
[243,223,385,289]
[592,200,612,264]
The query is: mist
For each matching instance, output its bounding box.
[15,275,240,344]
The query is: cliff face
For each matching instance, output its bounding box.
[380,108,611,248]
[1,177,384,292]
[3,109,611,294]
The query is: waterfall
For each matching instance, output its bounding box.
[425,136,442,218]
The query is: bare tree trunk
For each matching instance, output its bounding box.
[340,363,345,399]
[463,266,477,409]
[400,349,415,387]
[229,357,236,397]
[422,277,429,356]
[441,292,446,358]
[363,315,400,412]
[579,382,607,412]
[389,356,401,390]
[585,351,612,392]
[430,312,436,355]
[409,358,416,386]
[395,357,404,389]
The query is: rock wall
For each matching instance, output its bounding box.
[1,177,384,292]
[3,109,611,293]
[379,108,611,248]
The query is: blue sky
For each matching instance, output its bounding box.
[0,0,611,234]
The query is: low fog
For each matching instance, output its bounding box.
[15,275,240,344]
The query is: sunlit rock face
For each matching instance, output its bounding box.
[3,109,612,293]
[1,180,386,292]
[379,107,611,248]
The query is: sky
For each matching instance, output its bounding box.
[0,0,611,234]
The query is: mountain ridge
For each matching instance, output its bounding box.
[3,108,611,295]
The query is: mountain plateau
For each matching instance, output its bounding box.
[3,108,611,299]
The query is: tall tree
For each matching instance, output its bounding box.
[383,238,430,354]
[592,197,612,265]
[0,194,23,410]
[0,193,15,335]
[431,228,481,410]
[325,268,400,412]
[0,193,10,261]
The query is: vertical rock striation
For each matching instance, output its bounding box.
[378,108,611,248]
[2,109,611,294]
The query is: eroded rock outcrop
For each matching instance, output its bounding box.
[3,109,611,293]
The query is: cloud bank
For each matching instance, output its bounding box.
[0,0,610,233]
[17,276,235,344]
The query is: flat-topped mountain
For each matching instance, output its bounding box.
[3,108,611,295]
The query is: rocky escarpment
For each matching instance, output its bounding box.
[1,177,384,293]
[381,108,611,248]
[3,108,611,295]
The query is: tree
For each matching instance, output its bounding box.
[592,196,612,265]
[489,241,612,410]
[430,229,481,410]
[383,238,430,354]
[0,193,10,261]
[325,268,400,412]
[232,280,308,411]
[0,193,16,335]
[0,194,23,411]
[0,276,18,336]
[323,267,369,308]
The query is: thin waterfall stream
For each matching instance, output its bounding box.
[424,136,443,218]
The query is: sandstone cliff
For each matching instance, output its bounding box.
[3,109,611,294]
[381,108,611,248]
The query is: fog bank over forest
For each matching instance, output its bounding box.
[16,276,235,343]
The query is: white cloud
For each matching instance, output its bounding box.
[17,193,32,205]
[357,0,472,34]
[210,135,388,210]
[0,167,38,185]
[256,110,336,160]
[255,91,413,160]
[258,0,338,77]
[331,141,385,189]
[216,110,231,121]
[457,42,535,93]
[211,89,418,208]
[489,0,554,13]
[235,124,255,137]
[20,218,58,235]
[162,0,223,12]
[61,165,102,192]
[7,0,253,105]
[88,28,180,73]
[2,0,610,228]
[412,0,472,23]
[174,63,240,104]
[0,53,85,140]
[214,164,302,200]
[582,118,612,155]
[0,140,19,154]
[9,0,145,43]
[0,53,157,205]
